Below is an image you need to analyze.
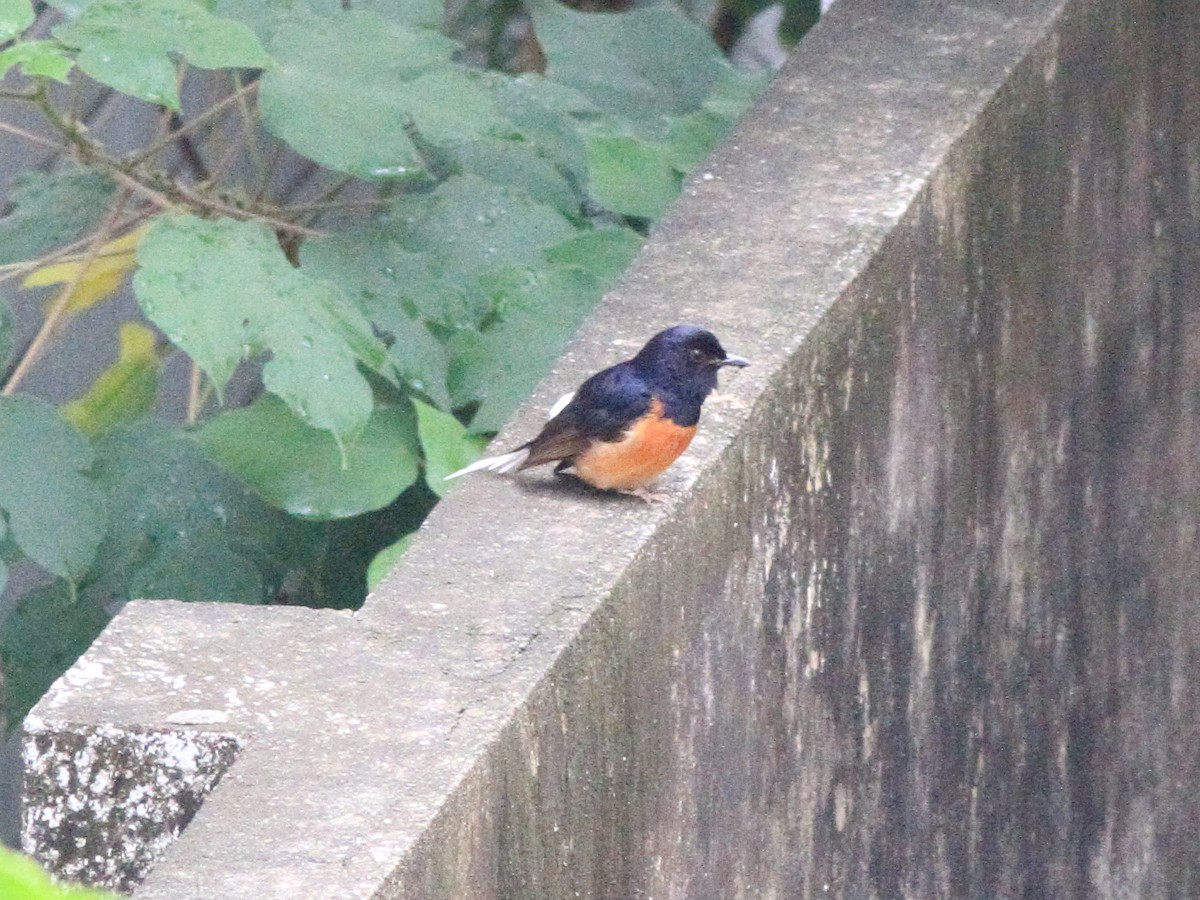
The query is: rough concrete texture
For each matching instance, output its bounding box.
[23,0,1200,896]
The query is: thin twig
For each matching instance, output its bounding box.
[0,119,69,152]
[171,181,323,236]
[252,138,286,205]
[280,195,392,214]
[129,80,258,166]
[0,209,154,286]
[203,121,250,189]
[232,72,266,185]
[101,166,178,211]
[186,359,204,425]
[2,191,132,396]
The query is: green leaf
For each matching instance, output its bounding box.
[413,397,487,495]
[0,40,74,81]
[0,169,115,267]
[87,423,317,603]
[215,0,443,44]
[544,228,643,287]
[365,533,413,590]
[0,396,105,580]
[700,62,770,122]
[447,138,580,219]
[0,0,33,41]
[399,174,577,276]
[301,232,456,406]
[195,395,421,519]
[61,323,161,437]
[0,846,118,899]
[0,580,110,727]
[135,215,390,443]
[585,133,680,219]
[485,74,594,183]
[448,262,600,431]
[528,0,728,130]
[663,109,727,173]
[54,0,273,109]
[259,10,510,178]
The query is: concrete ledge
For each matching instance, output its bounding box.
[24,0,1200,896]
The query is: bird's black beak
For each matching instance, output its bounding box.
[718,354,750,368]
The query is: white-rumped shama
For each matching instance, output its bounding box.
[446,325,749,500]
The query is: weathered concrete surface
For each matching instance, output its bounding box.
[23,0,1200,896]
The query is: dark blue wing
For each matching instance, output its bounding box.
[521,361,652,467]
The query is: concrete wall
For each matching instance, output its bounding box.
[22,0,1200,896]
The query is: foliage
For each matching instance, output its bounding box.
[0,0,775,727]
[0,846,117,900]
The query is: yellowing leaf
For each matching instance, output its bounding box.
[24,226,148,315]
[61,322,161,437]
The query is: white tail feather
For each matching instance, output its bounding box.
[444,447,530,480]
[547,390,575,420]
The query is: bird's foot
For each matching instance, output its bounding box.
[620,486,669,504]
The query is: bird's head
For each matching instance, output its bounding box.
[634,325,749,400]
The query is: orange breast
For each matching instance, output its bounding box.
[571,399,697,491]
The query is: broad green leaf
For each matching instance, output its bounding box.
[24,225,146,315]
[585,134,680,219]
[663,109,727,173]
[305,229,487,330]
[61,322,161,437]
[485,74,595,183]
[0,580,110,726]
[358,0,443,29]
[215,0,443,44]
[195,395,421,519]
[370,310,450,409]
[700,62,770,122]
[447,138,580,219]
[0,40,74,81]
[398,174,576,276]
[54,0,272,109]
[0,0,32,41]
[86,423,318,603]
[259,10,509,178]
[301,232,457,406]
[0,846,118,899]
[0,170,115,267]
[528,0,728,131]
[0,396,105,580]
[413,397,487,495]
[135,216,389,442]
[544,228,643,287]
[365,533,413,590]
[448,262,600,432]
[124,532,264,601]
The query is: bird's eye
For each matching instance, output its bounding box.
[689,347,705,362]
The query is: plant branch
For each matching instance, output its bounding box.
[2,190,132,396]
[0,119,68,152]
[171,181,323,236]
[129,80,258,167]
[186,359,204,425]
[0,210,153,286]
[280,195,391,215]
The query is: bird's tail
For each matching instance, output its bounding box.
[444,447,530,480]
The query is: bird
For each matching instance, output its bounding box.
[445,325,749,501]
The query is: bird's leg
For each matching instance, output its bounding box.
[620,485,669,504]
